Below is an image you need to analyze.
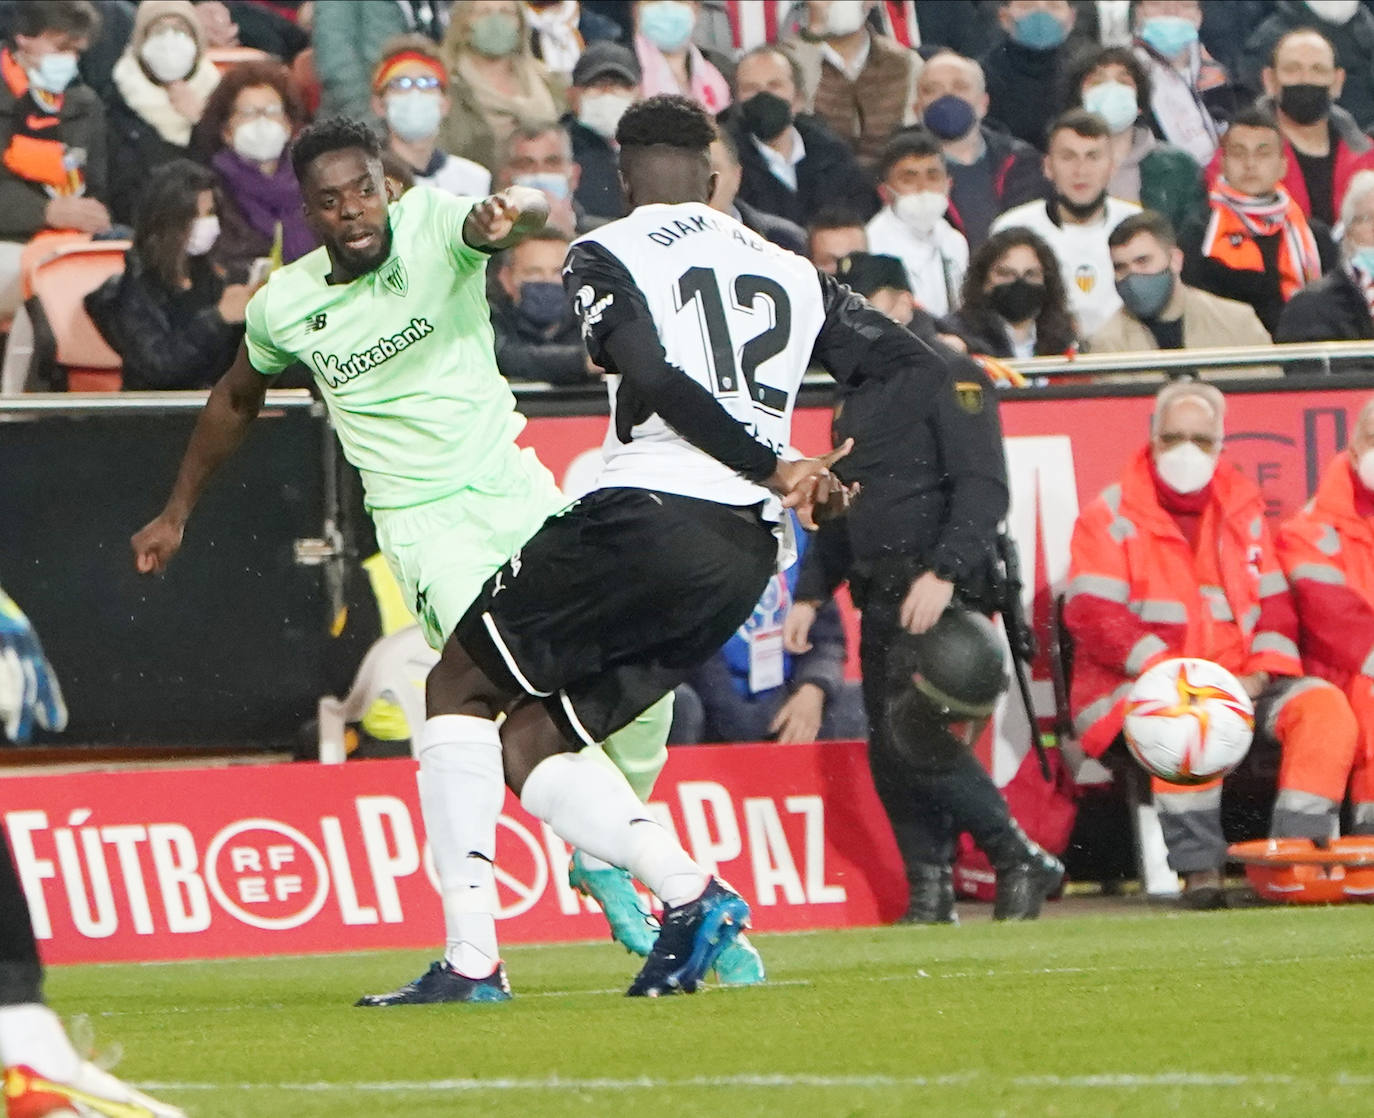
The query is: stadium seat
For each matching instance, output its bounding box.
[27,240,130,391]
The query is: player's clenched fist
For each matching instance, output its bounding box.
[131,515,185,575]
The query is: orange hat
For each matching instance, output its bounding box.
[372,50,447,94]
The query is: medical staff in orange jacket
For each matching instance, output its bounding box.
[1277,397,1374,835]
[1066,382,1358,906]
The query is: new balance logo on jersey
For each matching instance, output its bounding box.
[305,313,327,332]
[311,317,434,387]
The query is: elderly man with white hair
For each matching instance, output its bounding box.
[912,49,1046,249]
[1276,169,1374,348]
[1278,396,1374,835]
[1065,381,1359,908]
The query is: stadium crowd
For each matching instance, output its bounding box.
[7,0,1374,910]
[3,0,1374,392]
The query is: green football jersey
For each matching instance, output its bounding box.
[244,185,524,510]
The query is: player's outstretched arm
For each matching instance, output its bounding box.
[131,343,268,575]
[462,186,550,252]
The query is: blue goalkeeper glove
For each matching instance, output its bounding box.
[0,587,67,743]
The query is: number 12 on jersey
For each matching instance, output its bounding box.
[675,266,791,414]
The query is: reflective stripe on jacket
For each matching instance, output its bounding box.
[1065,447,1301,757]
[1277,454,1374,689]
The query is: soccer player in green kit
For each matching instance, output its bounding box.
[131,118,762,1003]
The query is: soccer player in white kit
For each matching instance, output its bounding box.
[432,95,949,996]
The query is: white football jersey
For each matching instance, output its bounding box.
[566,202,826,508]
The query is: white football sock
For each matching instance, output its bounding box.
[521,753,708,908]
[415,715,503,979]
[0,1004,78,1079]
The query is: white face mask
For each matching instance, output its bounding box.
[1307,0,1361,24]
[186,214,220,256]
[578,90,635,140]
[386,90,442,142]
[232,117,289,163]
[820,0,868,37]
[892,190,947,233]
[1155,441,1218,494]
[1356,448,1374,491]
[140,29,198,84]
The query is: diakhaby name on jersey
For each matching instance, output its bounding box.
[310,317,434,387]
[646,211,764,250]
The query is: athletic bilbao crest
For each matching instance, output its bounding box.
[381,257,408,297]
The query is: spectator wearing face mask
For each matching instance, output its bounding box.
[782,0,919,170]
[866,128,968,317]
[707,133,806,256]
[1066,45,1207,245]
[725,43,877,228]
[197,59,315,279]
[106,1,220,226]
[1186,105,1335,336]
[1240,26,1374,229]
[1241,1,1374,134]
[437,0,565,173]
[1131,0,1234,166]
[1066,380,1360,909]
[490,228,593,385]
[1276,170,1374,355]
[84,159,253,390]
[496,119,587,236]
[633,0,729,113]
[371,35,491,199]
[523,0,623,82]
[312,0,451,126]
[940,225,1078,358]
[991,109,1141,337]
[914,49,1046,251]
[0,0,110,323]
[1090,210,1273,366]
[981,0,1079,150]
[564,40,639,222]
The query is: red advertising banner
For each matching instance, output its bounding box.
[4,743,905,965]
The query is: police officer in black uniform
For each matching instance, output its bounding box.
[789,253,1063,923]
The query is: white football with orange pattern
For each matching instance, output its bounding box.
[1123,657,1255,785]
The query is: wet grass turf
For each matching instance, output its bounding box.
[45,904,1374,1117]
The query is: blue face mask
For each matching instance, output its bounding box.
[28,51,79,93]
[1011,9,1069,50]
[514,171,571,202]
[1139,15,1198,58]
[518,280,569,327]
[1083,80,1139,134]
[639,1,696,52]
[1350,247,1374,275]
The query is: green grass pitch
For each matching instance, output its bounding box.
[45,905,1374,1117]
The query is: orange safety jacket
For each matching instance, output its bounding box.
[1065,447,1302,758]
[1276,455,1374,689]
